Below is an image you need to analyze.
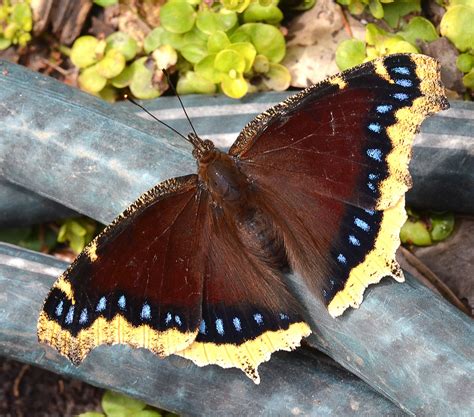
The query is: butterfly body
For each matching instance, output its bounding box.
[38,54,449,383]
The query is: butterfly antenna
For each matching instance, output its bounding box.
[162,68,199,138]
[125,94,190,143]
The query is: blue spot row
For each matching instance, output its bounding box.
[140,303,151,320]
[393,92,409,101]
[96,296,106,312]
[368,122,382,133]
[349,235,361,246]
[355,217,370,232]
[215,318,224,335]
[376,104,392,114]
[337,253,347,264]
[393,66,410,75]
[79,308,88,325]
[367,148,382,162]
[395,79,413,88]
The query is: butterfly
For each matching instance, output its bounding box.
[37,54,448,384]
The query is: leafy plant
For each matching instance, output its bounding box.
[0,0,33,50]
[0,225,57,252]
[400,209,455,247]
[78,390,179,417]
[57,218,97,254]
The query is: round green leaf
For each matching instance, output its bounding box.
[78,66,107,93]
[430,213,455,242]
[129,58,163,99]
[253,54,269,73]
[102,391,146,417]
[195,54,223,83]
[77,412,105,417]
[383,0,421,29]
[71,36,105,69]
[96,49,126,79]
[242,2,283,24]
[369,0,384,19]
[144,27,165,54]
[215,49,246,73]
[177,71,216,94]
[456,53,474,73]
[160,2,196,34]
[99,84,118,103]
[221,0,251,13]
[365,23,388,46]
[180,43,208,63]
[262,62,291,91]
[221,73,248,98]
[110,64,134,88]
[335,39,366,71]
[94,0,118,6]
[380,37,418,54]
[228,42,256,72]
[231,23,285,63]
[11,3,32,31]
[463,68,474,88]
[0,36,11,50]
[399,17,438,46]
[196,10,238,35]
[440,5,474,52]
[106,32,138,61]
[400,220,432,246]
[207,31,230,53]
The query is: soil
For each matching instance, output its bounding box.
[0,358,102,417]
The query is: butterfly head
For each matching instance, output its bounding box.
[188,132,215,161]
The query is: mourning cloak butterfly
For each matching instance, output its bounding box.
[38,54,448,383]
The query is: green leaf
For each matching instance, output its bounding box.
[195,54,223,83]
[0,227,32,246]
[196,10,238,35]
[463,68,474,88]
[379,37,418,54]
[383,0,421,28]
[440,5,474,52]
[78,66,107,93]
[160,2,196,34]
[180,43,208,63]
[430,213,455,242]
[228,42,256,72]
[177,71,217,94]
[133,410,163,417]
[243,2,284,24]
[99,84,119,103]
[221,73,248,98]
[106,32,138,61]
[400,220,432,246]
[221,0,251,13]
[456,53,474,73]
[144,27,165,54]
[0,35,11,50]
[102,391,146,417]
[230,23,285,63]
[96,49,126,79]
[335,39,366,70]
[71,36,106,69]
[94,0,118,6]
[11,3,32,32]
[207,31,230,53]
[129,58,163,99]
[262,62,291,91]
[369,0,384,19]
[215,49,246,73]
[398,17,438,46]
[77,413,105,417]
[365,23,388,46]
[110,64,134,88]
[161,31,186,50]
[253,54,269,73]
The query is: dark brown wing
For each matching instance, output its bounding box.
[230,54,448,316]
[38,175,208,363]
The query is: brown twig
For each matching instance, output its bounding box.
[13,364,30,398]
[338,5,353,38]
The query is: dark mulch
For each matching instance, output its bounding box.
[0,358,102,417]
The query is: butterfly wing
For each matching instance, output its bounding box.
[177,197,310,383]
[229,54,449,317]
[38,175,208,363]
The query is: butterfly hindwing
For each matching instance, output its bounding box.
[38,175,207,363]
[230,54,448,316]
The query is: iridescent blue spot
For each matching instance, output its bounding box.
[96,296,106,312]
[165,312,172,325]
[140,303,151,320]
[199,320,206,334]
[175,315,182,326]
[368,123,382,133]
[355,217,370,232]
[367,148,382,162]
[323,289,328,297]
[376,104,392,114]
[367,182,376,191]
[65,305,74,325]
[337,253,347,264]
[279,313,289,320]
[349,235,361,246]
[365,208,375,215]
[254,313,264,325]
[393,92,409,101]
[55,300,64,317]
[368,173,378,180]
[79,308,88,325]
[396,79,413,87]
[233,317,242,332]
[117,295,126,310]
[215,318,224,335]
[393,66,410,75]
